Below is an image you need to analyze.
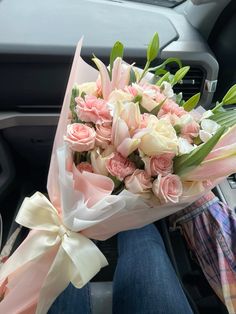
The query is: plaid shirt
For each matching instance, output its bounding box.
[171,192,236,314]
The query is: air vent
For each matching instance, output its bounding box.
[171,66,206,101]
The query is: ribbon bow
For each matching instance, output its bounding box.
[0,192,108,314]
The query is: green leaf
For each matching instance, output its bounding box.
[128,152,145,169]
[74,152,81,165]
[80,91,86,100]
[183,93,201,112]
[222,84,236,105]
[147,32,159,63]
[129,67,137,84]
[150,97,167,116]
[70,85,80,123]
[156,72,171,86]
[174,126,226,176]
[174,124,181,135]
[149,57,182,74]
[139,102,149,114]
[175,93,183,106]
[209,110,236,128]
[109,41,124,76]
[171,66,190,86]
[155,69,167,76]
[109,175,122,189]
[133,95,142,103]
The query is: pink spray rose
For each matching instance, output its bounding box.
[76,95,112,124]
[64,123,96,152]
[158,99,186,118]
[106,152,136,181]
[77,162,94,173]
[144,153,174,177]
[125,85,139,97]
[140,113,151,128]
[180,121,200,143]
[125,169,152,194]
[96,124,112,149]
[152,174,183,203]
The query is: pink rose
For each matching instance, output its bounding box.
[181,121,200,143]
[152,174,183,203]
[96,123,112,149]
[160,113,179,126]
[144,153,174,177]
[140,113,151,128]
[106,152,136,181]
[125,169,152,194]
[76,95,112,124]
[64,123,96,152]
[77,162,93,173]
[158,99,186,118]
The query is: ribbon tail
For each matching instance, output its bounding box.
[36,246,71,314]
[64,233,108,287]
[36,234,108,314]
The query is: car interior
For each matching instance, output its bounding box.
[0,0,235,313]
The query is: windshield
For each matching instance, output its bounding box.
[124,0,185,8]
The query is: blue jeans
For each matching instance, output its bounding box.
[49,224,193,314]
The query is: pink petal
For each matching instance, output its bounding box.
[117,138,141,158]
[111,58,131,90]
[93,58,111,100]
[112,118,130,148]
[182,153,236,181]
[73,167,114,207]
[213,124,236,150]
[111,57,122,90]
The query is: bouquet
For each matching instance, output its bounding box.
[0,33,236,314]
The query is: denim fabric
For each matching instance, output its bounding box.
[48,283,92,314]
[112,224,193,314]
[49,224,192,314]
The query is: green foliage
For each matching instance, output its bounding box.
[174,126,226,176]
[183,93,201,112]
[70,85,80,123]
[171,66,190,86]
[147,32,159,63]
[109,41,124,77]
[209,110,236,128]
[156,72,171,86]
[222,84,236,105]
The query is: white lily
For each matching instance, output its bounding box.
[199,119,220,143]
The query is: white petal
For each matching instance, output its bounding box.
[161,82,174,98]
[178,137,195,155]
[201,119,220,134]
[179,113,194,126]
[200,110,213,121]
[199,130,212,143]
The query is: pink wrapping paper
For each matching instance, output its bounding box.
[0,39,235,314]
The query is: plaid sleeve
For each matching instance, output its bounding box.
[170,193,236,314]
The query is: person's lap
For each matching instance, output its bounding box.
[49,224,193,314]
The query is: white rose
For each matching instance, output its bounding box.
[135,119,178,156]
[78,82,98,96]
[108,90,133,104]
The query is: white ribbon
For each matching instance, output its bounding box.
[0,192,108,314]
